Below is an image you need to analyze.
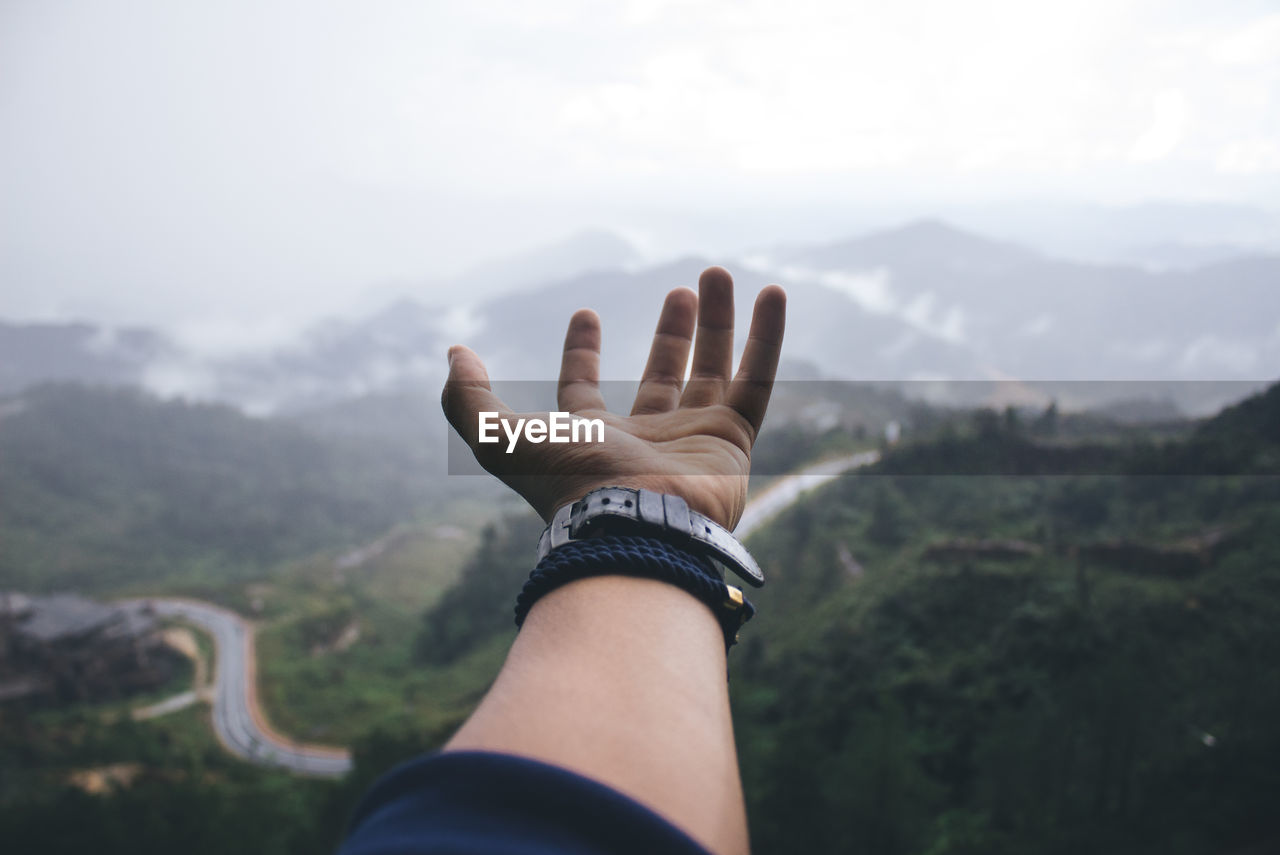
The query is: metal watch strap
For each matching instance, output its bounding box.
[537,486,764,587]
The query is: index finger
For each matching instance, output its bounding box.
[725,284,786,442]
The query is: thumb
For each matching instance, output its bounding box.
[441,345,514,448]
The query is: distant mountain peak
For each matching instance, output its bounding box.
[551,228,641,256]
[893,217,967,238]
[451,228,644,299]
[858,218,1037,256]
[780,217,1041,271]
[366,296,434,330]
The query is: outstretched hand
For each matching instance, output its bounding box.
[441,266,786,530]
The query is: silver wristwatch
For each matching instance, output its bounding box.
[536,486,765,587]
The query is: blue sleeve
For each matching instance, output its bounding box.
[338,750,714,855]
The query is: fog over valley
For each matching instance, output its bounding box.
[4,215,1278,421]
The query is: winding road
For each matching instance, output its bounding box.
[136,451,877,777]
[141,598,353,777]
[737,450,880,537]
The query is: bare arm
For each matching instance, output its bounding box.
[440,267,786,855]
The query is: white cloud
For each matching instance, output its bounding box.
[902,292,967,344]
[1179,335,1260,375]
[1017,314,1055,338]
[172,317,310,358]
[878,331,920,361]
[1112,339,1170,363]
[4,0,1280,330]
[802,267,897,315]
[1215,139,1280,175]
[1128,89,1189,163]
[142,360,219,401]
[1210,13,1280,66]
[433,305,485,343]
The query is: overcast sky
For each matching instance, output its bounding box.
[3,0,1279,348]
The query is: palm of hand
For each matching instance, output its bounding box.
[443,267,786,530]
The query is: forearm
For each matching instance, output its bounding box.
[445,574,749,855]
[435,268,782,855]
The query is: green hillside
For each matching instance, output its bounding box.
[0,384,447,593]
[406,381,1280,855]
[734,474,1280,854]
[3,381,1278,854]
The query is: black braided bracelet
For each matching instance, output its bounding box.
[514,535,756,650]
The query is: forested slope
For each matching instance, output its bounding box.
[4,382,1277,854]
[414,381,1280,855]
[0,384,445,592]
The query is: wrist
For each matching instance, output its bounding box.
[516,574,730,670]
[542,475,747,531]
[538,486,764,589]
[516,535,755,650]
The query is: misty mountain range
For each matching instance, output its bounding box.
[3,219,1278,419]
[942,200,1280,270]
